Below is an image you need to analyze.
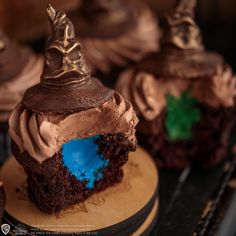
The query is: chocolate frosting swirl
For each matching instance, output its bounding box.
[117,65,236,121]
[23,5,113,113]
[117,69,189,120]
[9,92,138,163]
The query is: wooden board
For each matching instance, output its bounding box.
[0,147,159,235]
[133,199,159,236]
[2,200,159,236]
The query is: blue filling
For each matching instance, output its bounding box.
[62,135,109,189]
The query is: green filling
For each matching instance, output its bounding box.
[165,91,201,141]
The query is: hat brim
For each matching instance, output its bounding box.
[23,77,114,114]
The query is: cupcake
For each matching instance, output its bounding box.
[0,30,43,160]
[9,5,138,213]
[116,0,236,169]
[69,0,160,85]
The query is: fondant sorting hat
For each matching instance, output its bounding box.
[139,0,223,79]
[23,4,113,113]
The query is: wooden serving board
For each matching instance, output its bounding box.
[0,147,159,235]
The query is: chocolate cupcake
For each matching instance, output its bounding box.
[116,0,236,169]
[8,5,138,213]
[0,30,43,161]
[69,0,160,86]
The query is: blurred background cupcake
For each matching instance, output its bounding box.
[1,0,235,69]
[0,30,43,161]
[69,0,161,86]
[116,0,236,169]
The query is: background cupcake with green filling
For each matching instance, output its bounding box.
[116,0,236,169]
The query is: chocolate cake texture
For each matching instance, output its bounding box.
[12,134,135,213]
[138,106,234,169]
[116,0,236,169]
[8,5,138,213]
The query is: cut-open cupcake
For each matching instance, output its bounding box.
[9,5,138,213]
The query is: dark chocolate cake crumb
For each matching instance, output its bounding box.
[12,133,135,213]
[138,104,235,169]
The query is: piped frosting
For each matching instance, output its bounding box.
[9,5,138,163]
[9,92,137,163]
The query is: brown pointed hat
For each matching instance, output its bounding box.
[23,5,113,113]
[139,0,223,79]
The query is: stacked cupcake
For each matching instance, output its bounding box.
[117,0,236,169]
[9,5,138,213]
[69,0,160,85]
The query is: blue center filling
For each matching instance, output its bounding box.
[62,135,109,189]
